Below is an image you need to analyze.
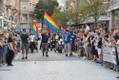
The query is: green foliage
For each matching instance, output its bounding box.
[34,0,58,20]
[64,0,90,24]
[34,0,107,26]
[52,8,68,26]
[64,0,107,24]
[79,0,106,22]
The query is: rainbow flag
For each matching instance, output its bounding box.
[7,42,14,51]
[31,24,40,37]
[43,12,59,32]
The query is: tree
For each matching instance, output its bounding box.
[34,0,58,20]
[80,0,106,24]
[52,0,90,26]
[52,7,71,27]
[65,0,89,24]
[64,0,106,25]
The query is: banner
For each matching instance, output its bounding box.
[103,47,118,65]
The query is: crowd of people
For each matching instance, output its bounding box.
[0,26,119,71]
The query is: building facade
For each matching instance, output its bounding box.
[0,0,20,30]
[108,0,119,30]
[20,0,29,29]
[20,0,38,30]
[0,0,39,30]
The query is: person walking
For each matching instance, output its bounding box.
[20,30,29,59]
[41,31,49,57]
[64,30,72,56]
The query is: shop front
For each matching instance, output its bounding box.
[109,2,119,30]
[0,16,15,31]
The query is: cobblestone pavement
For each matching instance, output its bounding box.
[0,50,118,80]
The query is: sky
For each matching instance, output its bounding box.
[57,0,66,6]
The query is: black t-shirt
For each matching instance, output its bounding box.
[20,33,29,44]
[98,40,102,48]
[41,34,49,43]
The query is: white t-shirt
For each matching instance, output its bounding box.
[29,35,35,42]
[55,35,59,40]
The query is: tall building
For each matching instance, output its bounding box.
[0,0,20,29]
[0,0,4,16]
[20,0,38,30]
[0,0,39,30]
[20,0,29,29]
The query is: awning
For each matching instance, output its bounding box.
[98,16,111,21]
[108,3,119,12]
[82,16,110,24]
[83,17,95,24]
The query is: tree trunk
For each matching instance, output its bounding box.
[94,15,97,30]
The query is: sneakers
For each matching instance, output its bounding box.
[82,57,87,60]
[7,64,14,66]
[22,56,28,60]
[65,54,68,56]
[69,53,73,56]
[22,57,24,60]
[46,55,49,57]
[25,56,27,59]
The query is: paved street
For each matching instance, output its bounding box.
[0,0,119,80]
[14,50,80,61]
[0,51,118,80]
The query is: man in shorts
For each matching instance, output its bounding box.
[64,30,71,56]
[41,31,49,57]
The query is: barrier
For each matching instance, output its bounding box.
[103,46,118,65]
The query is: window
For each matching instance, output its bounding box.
[22,14,28,21]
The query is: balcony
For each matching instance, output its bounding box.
[4,0,12,7]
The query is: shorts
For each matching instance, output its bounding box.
[64,43,71,51]
[98,48,102,55]
[85,46,92,53]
